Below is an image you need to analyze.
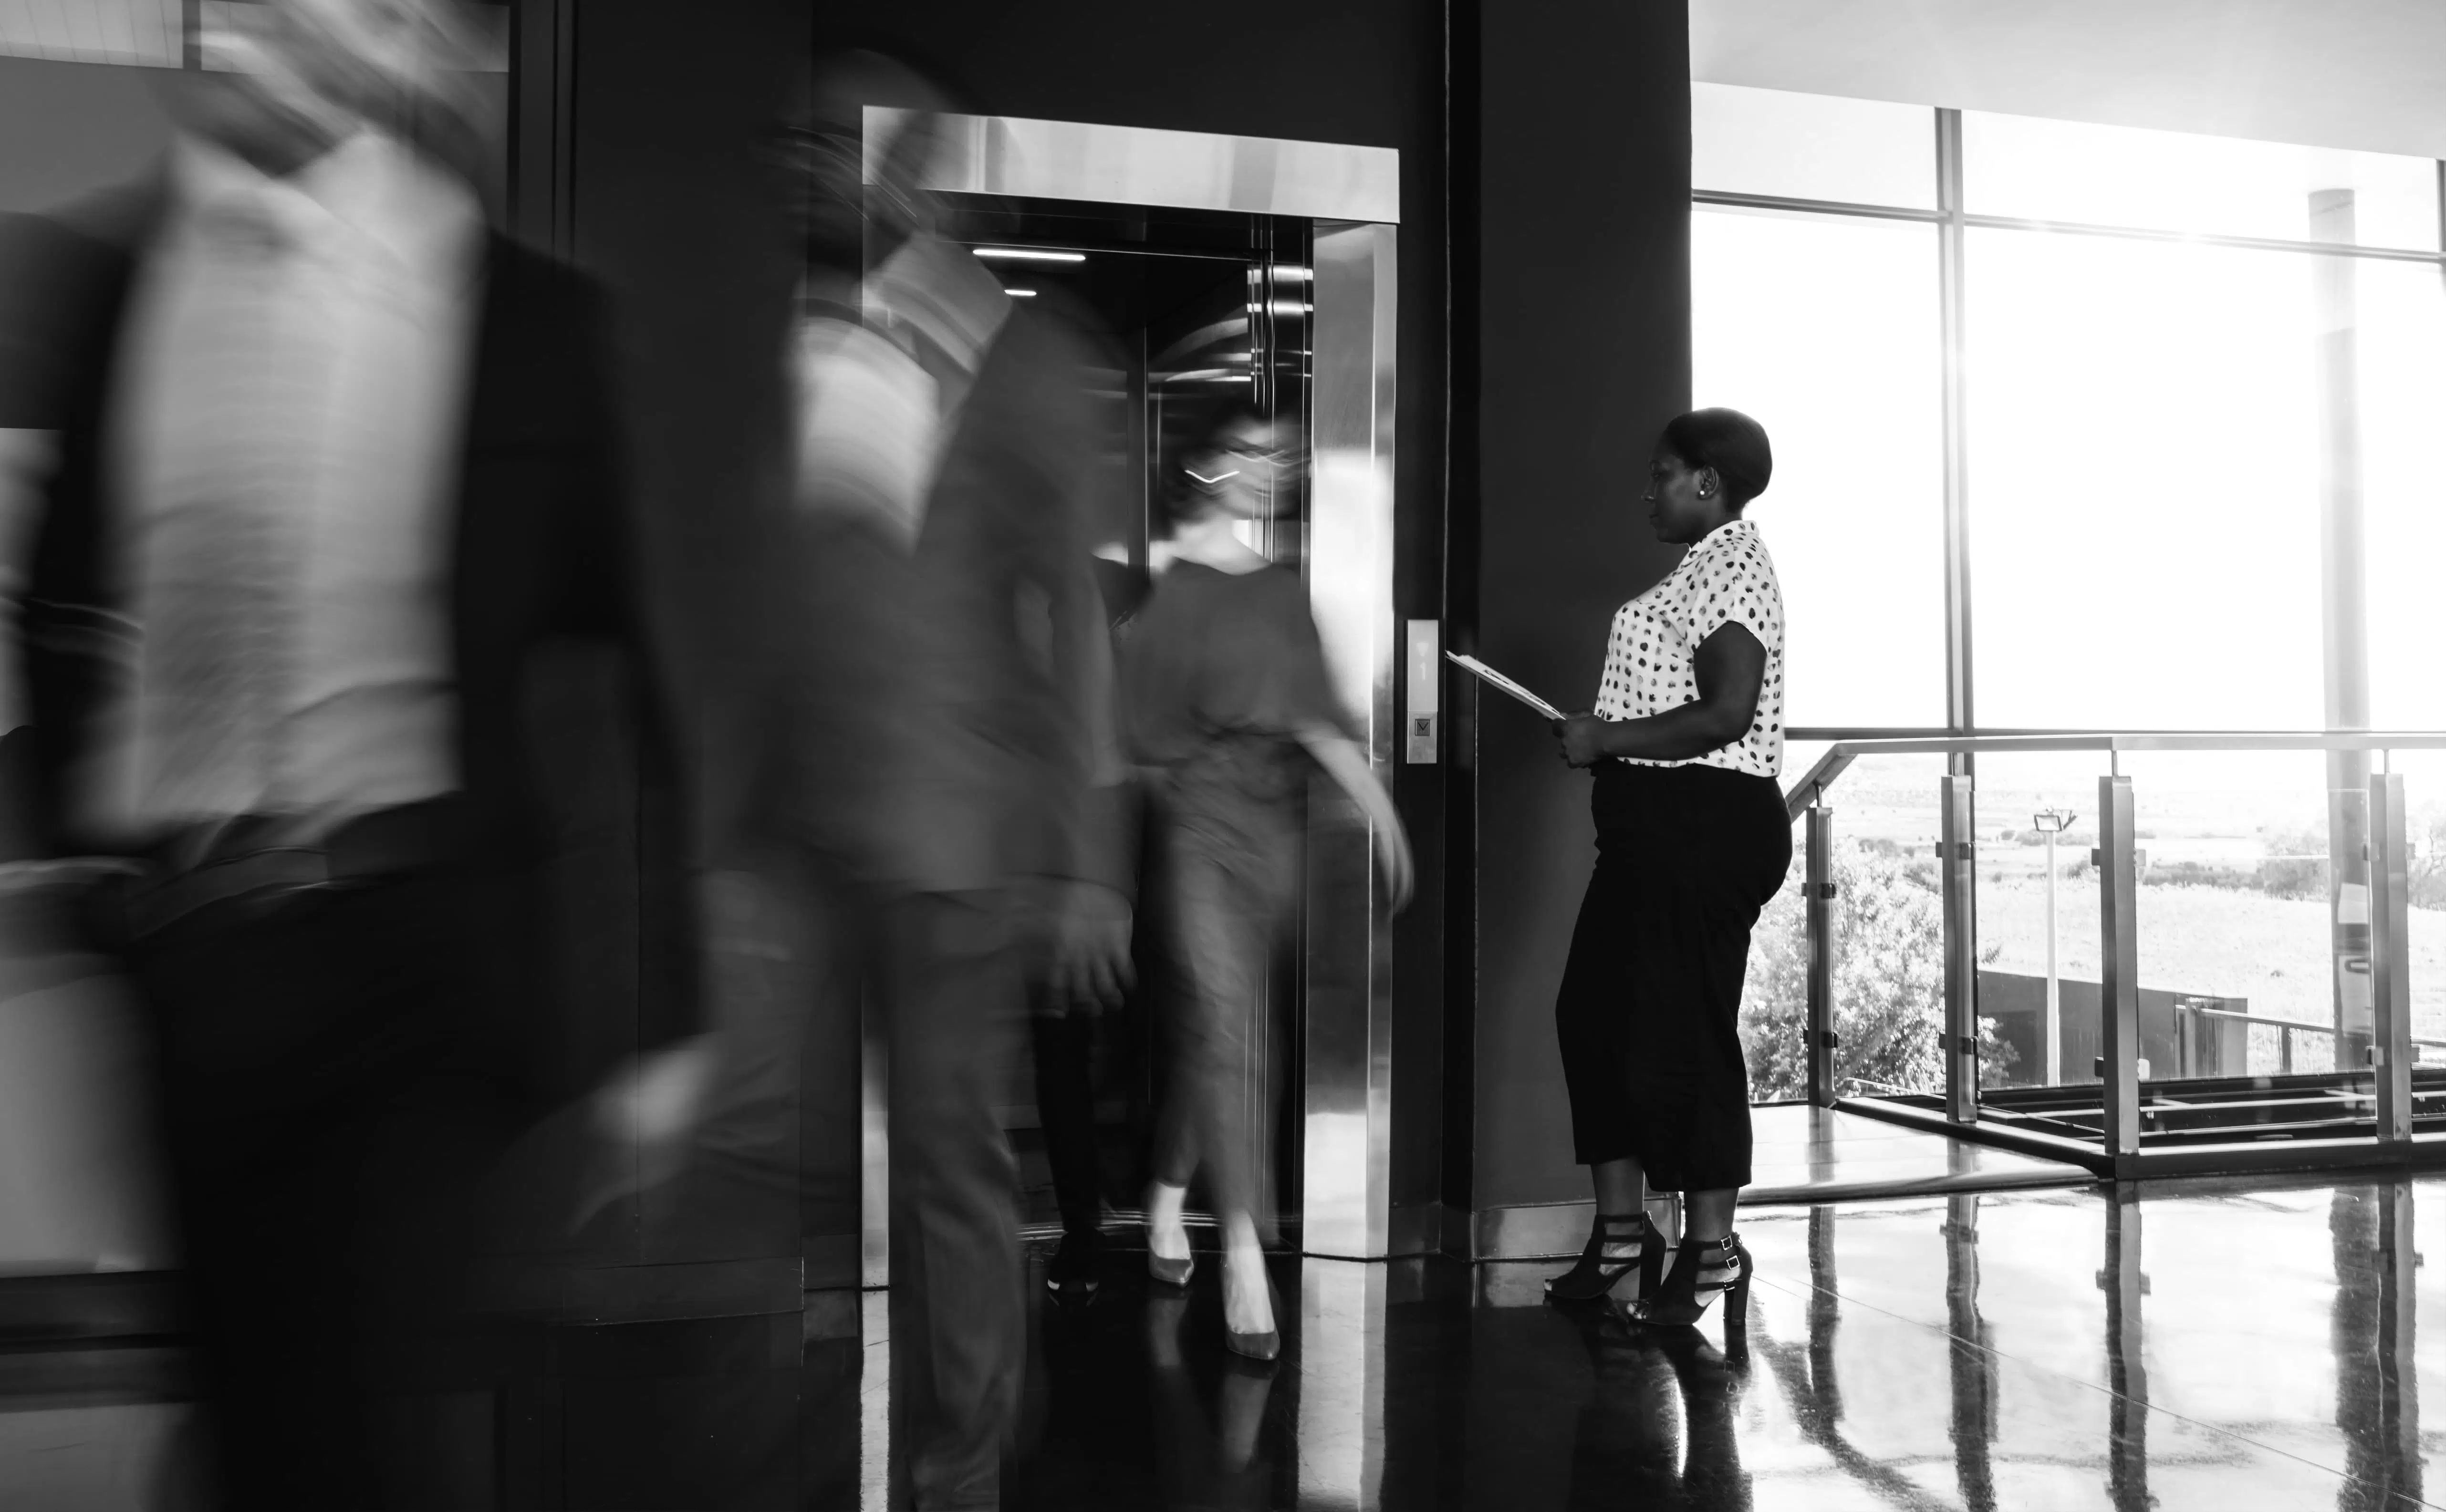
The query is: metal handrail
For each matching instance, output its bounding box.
[2188,1005,2446,1055]
[1785,730,2446,823]
[1791,730,2443,1161]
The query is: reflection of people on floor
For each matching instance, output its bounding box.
[1124,405,1413,1360]
[737,48,1134,1510]
[1562,1309,1754,1512]
[0,1,702,1504]
[1145,1289,1281,1509]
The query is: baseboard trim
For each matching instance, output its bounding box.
[1471,1201,1595,1263]
[1386,1200,1446,1259]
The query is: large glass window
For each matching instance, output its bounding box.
[1964,228,2327,730]
[1693,207,1946,730]
[1694,90,2446,737]
[1699,87,2446,1111]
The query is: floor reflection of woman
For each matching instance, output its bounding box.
[1544,409,1788,1333]
[1563,1312,1754,1512]
[1124,405,1413,1360]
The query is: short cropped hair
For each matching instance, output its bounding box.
[1659,408,1773,507]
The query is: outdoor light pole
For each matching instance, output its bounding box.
[2033,808,2078,1087]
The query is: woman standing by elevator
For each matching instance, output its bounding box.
[1124,404,1413,1361]
[1543,408,1787,1334]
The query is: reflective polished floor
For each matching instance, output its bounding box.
[9,1170,2445,1508]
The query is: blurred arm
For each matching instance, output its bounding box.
[1296,723,1414,913]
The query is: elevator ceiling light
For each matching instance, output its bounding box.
[1272,267,1313,282]
[1004,289,1038,297]
[1247,300,1314,316]
[972,247,1085,262]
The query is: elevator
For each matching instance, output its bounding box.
[859,112,1403,1265]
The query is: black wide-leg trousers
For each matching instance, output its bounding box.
[1554,762,1791,1192]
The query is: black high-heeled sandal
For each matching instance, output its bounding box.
[1624,1232,1750,1335]
[1544,1210,1667,1304]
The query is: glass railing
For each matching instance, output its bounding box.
[1783,731,2446,1171]
[1745,751,1949,1103]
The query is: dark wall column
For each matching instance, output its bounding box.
[1465,2,1690,1219]
[562,0,806,1271]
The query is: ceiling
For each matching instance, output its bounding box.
[1691,0,2446,160]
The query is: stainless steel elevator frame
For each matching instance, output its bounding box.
[860,111,1406,1262]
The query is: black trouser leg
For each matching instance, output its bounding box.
[1028,1005,1103,1236]
[883,891,1023,1512]
[129,877,509,1512]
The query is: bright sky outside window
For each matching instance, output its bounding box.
[1694,82,2446,747]
[2356,259,2446,732]
[1694,206,1946,730]
[1966,226,2329,732]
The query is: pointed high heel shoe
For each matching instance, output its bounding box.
[1223,1271,1282,1363]
[1624,1232,1750,1335]
[1148,1251,1196,1288]
[1544,1209,1666,1305]
[1145,1181,1196,1287]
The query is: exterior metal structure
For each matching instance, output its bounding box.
[2371,770,2414,1144]
[860,113,1407,1260]
[1939,774,1979,1123]
[1934,108,1974,746]
[1804,804,1835,1106]
[2311,187,2375,1065]
[2096,773,2141,1160]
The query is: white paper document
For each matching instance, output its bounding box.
[1445,652,1566,722]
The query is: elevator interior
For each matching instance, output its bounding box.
[855,110,1405,1266]
[949,198,1319,1245]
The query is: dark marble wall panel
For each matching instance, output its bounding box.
[1467,2,1691,1209]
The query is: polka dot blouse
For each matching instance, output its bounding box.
[1593,517,1786,777]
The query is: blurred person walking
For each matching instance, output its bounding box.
[1543,409,1786,1338]
[1030,554,1151,1306]
[732,51,1133,1511]
[0,2,702,1504]
[1124,405,1412,1361]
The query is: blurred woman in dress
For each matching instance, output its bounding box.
[1123,405,1411,1360]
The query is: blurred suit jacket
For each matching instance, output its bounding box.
[777,296,1130,904]
[0,186,699,1101]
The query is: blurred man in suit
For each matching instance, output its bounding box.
[0,2,700,1503]
[726,50,1133,1511]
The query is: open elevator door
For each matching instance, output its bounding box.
[858,110,1401,1267]
[943,203,1316,1247]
